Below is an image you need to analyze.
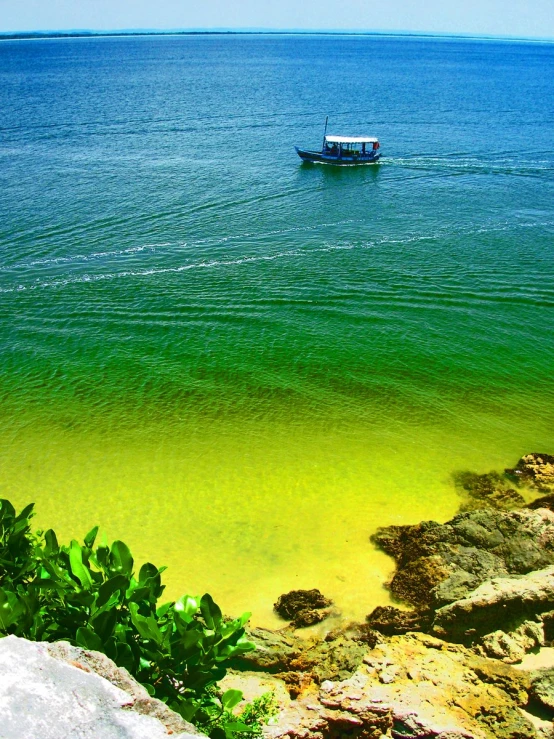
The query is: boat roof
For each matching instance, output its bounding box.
[325,135,378,144]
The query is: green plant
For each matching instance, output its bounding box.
[205,690,279,739]
[0,498,261,736]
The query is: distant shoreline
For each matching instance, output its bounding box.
[1,29,553,44]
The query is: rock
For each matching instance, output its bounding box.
[230,627,305,673]
[365,605,433,636]
[0,634,205,739]
[273,589,333,629]
[231,626,369,685]
[528,495,554,512]
[432,565,554,643]
[506,454,554,492]
[372,508,554,610]
[477,621,545,664]
[249,632,539,739]
[529,668,554,713]
[455,470,525,512]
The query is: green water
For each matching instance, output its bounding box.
[0,35,553,625]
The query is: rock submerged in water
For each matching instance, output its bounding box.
[454,470,526,512]
[274,588,333,628]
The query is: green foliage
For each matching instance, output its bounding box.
[201,690,279,739]
[0,498,261,736]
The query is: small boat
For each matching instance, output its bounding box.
[295,117,381,165]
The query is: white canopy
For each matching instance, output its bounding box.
[325,136,378,144]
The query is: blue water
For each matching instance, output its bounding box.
[0,35,553,624]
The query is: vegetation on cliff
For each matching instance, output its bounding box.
[0,498,274,738]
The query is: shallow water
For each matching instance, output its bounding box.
[0,35,553,625]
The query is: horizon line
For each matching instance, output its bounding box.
[1,28,554,44]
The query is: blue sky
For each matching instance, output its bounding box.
[1,0,553,38]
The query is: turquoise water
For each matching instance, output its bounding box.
[0,35,553,625]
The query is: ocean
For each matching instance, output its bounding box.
[0,34,553,626]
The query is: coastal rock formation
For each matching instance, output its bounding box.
[372,508,554,610]
[232,626,372,685]
[0,635,204,739]
[432,566,554,643]
[224,632,548,739]
[506,454,554,492]
[365,605,433,636]
[274,589,333,628]
[477,620,545,663]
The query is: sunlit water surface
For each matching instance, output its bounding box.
[0,35,553,625]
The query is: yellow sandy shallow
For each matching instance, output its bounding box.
[1,403,550,628]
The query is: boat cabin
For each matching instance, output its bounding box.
[323,136,380,158]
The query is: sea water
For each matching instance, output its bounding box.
[0,34,553,626]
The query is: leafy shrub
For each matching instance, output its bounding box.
[0,498,264,736]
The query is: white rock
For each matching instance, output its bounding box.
[0,635,204,739]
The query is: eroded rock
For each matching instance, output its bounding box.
[372,508,554,610]
[232,626,369,685]
[432,566,554,642]
[477,621,545,664]
[365,605,433,636]
[274,589,333,629]
[529,668,554,713]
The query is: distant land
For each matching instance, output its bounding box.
[1,29,553,43]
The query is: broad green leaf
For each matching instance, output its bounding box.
[129,602,163,645]
[43,529,59,557]
[156,601,172,619]
[15,502,34,522]
[177,629,202,652]
[84,526,99,549]
[217,638,256,661]
[95,545,110,569]
[175,595,199,618]
[221,689,243,711]
[0,499,16,518]
[68,541,93,591]
[76,626,103,652]
[138,562,158,583]
[0,588,25,631]
[91,607,117,641]
[200,593,222,630]
[96,574,128,609]
[111,541,134,577]
[237,612,252,628]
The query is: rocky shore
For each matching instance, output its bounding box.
[221,452,554,738]
[2,453,554,738]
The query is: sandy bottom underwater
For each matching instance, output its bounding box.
[0,400,551,628]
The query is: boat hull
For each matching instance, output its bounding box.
[295,147,381,165]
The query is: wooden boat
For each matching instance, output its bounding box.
[295,117,381,165]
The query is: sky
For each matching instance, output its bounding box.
[1,0,553,39]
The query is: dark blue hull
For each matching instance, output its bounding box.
[295,147,381,165]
